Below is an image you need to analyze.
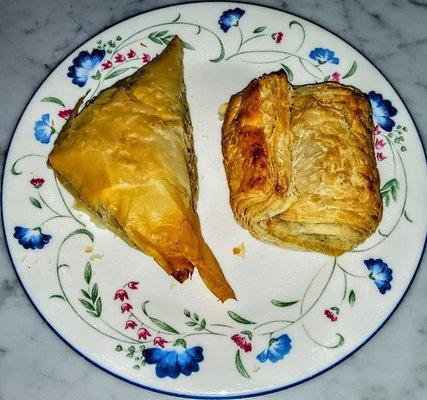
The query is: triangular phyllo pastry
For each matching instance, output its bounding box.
[49,37,235,301]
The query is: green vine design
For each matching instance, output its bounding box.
[8,10,416,382]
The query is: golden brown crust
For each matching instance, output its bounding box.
[49,37,235,301]
[222,72,382,256]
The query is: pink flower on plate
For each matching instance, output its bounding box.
[127,49,136,58]
[114,289,129,301]
[125,320,137,329]
[330,71,341,82]
[115,53,126,63]
[101,60,113,70]
[127,281,139,290]
[324,309,338,322]
[30,178,45,189]
[58,109,73,119]
[153,336,168,348]
[138,327,151,340]
[142,53,151,63]
[375,138,386,150]
[121,303,133,313]
[272,32,284,44]
[376,152,387,162]
[374,125,381,135]
[231,333,252,352]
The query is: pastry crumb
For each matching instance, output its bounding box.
[253,364,260,373]
[90,253,104,261]
[233,242,246,258]
[218,102,228,121]
[85,246,94,253]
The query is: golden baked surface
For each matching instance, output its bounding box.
[49,37,235,302]
[222,71,382,256]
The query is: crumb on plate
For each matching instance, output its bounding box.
[233,242,246,258]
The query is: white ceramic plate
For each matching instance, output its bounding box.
[3,2,427,398]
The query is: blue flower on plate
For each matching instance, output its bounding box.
[34,114,55,144]
[364,258,393,294]
[13,226,52,250]
[256,334,292,363]
[142,346,204,378]
[218,8,245,33]
[67,48,105,87]
[309,48,339,64]
[367,91,397,132]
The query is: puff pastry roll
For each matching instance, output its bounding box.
[49,37,235,301]
[222,71,382,256]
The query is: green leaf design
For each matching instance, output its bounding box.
[195,325,204,331]
[41,97,65,107]
[142,301,180,333]
[200,319,206,330]
[280,63,294,82]
[271,299,299,307]
[105,68,130,80]
[401,146,407,151]
[173,338,187,348]
[381,178,399,192]
[155,30,168,37]
[193,313,199,321]
[235,350,250,378]
[380,179,399,205]
[49,294,65,301]
[289,20,302,29]
[228,311,256,325]
[148,317,178,332]
[240,330,253,341]
[323,75,330,82]
[403,210,413,222]
[253,26,266,33]
[91,283,98,302]
[87,311,99,318]
[95,297,102,317]
[331,333,345,348]
[342,61,357,79]
[349,290,356,306]
[91,70,101,80]
[79,299,95,311]
[391,185,397,201]
[182,41,195,50]
[115,345,123,351]
[184,309,191,318]
[81,289,91,299]
[84,262,92,284]
[331,306,340,315]
[172,13,181,22]
[30,197,42,209]
[186,321,197,327]
[148,32,164,45]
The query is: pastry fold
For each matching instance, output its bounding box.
[49,37,235,301]
[222,71,382,256]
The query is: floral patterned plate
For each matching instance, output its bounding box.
[2,2,427,398]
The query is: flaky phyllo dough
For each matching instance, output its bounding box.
[49,37,235,301]
[222,71,382,256]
